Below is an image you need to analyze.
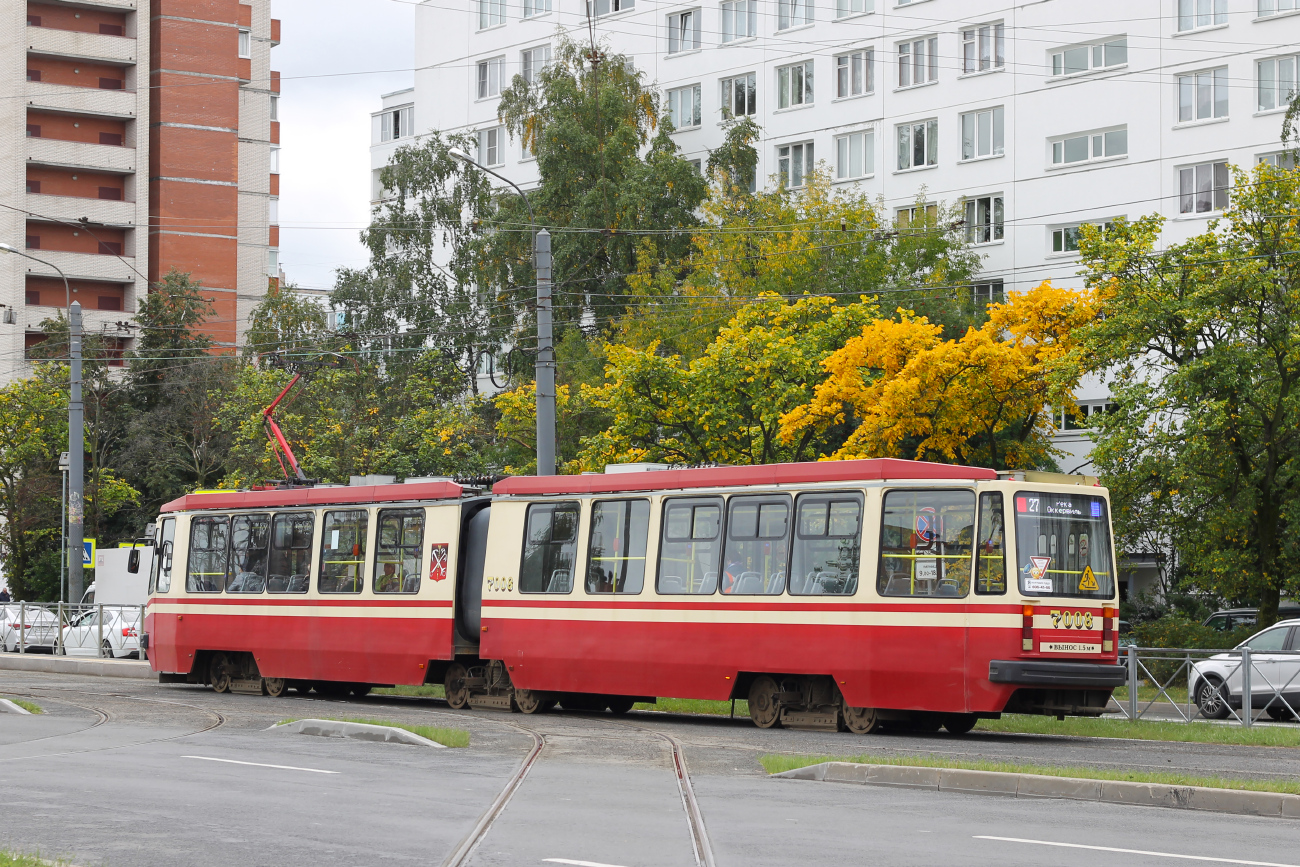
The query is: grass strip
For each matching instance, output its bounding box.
[278,717,469,747]
[634,697,750,716]
[0,852,66,867]
[4,698,42,714]
[759,753,1300,795]
[975,713,1300,747]
[373,684,446,699]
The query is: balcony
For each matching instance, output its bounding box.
[27,26,137,66]
[14,249,139,284]
[27,194,136,228]
[26,137,136,174]
[24,81,138,118]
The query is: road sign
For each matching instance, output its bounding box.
[83,538,97,569]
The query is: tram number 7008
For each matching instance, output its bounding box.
[1049,610,1094,630]
[485,576,515,593]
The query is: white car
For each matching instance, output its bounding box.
[1190,618,1300,720]
[1,605,60,653]
[59,607,142,658]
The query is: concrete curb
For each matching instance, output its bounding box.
[0,698,32,714]
[268,718,447,748]
[0,654,152,679]
[772,762,1300,819]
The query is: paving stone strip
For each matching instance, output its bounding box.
[0,655,152,679]
[268,718,447,748]
[773,761,1300,819]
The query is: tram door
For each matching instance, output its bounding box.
[455,502,491,652]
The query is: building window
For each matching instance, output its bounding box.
[721,73,756,117]
[777,141,814,188]
[269,197,279,224]
[1259,151,1298,168]
[777,61,814,109]
[380,106,413,142]
[1178,0,1226,30]
[239,29,251,58]
[26,69,41,82]
[1179,161,1229,214]
[27,14,41,25]
[479,126,505,166]
[897,119,938,170]
[588,0,634,16]
[1258,55,1299,112]
[972,280,1004,308]
[269,146,280,173]
[522,45,551,85]
[26,235,40,250]
[524,0,551,16]
[668,84,702,129]
[267,250,279,277]
[961,23,1005,74]
[835,49,873,98]
[721,0,757,41]
[965,195,1004,244]
[479,0,506,28]
[1051,37,1126,77]
[668,10,701,53]
[270,95,279,121]
[26,125,40,138]
[835,130,874,180]
[960,107,1004,160]
[897,203,937,230]
[477,57,505,99]
[1051,128,1126,165]
[1178,68,1228,122]
[836,0,872,18]
[898,37,939,88]
[26,180,41,194]
[25,289,40,305]
[1062,401,1118,430]
[1052,221,1114,254]
[1259,0,1300,15]
[777,0,812,30]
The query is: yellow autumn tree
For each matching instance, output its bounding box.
[780,282,1096,469]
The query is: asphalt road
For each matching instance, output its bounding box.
[2,671,1299,867]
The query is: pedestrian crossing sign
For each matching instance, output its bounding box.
[1078,565,1098,592]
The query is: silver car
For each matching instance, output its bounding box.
[1,605,61,653]
[60,607,142,658]
[1190,618,1300,720]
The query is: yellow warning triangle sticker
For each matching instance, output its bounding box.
[1079,565,1099,592]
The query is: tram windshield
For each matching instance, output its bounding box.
[1013,492,1114,599]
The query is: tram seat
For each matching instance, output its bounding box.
[287,573,309,593]
[884,575,913,596]
[547,569,572,593]
[936,578,961,596]
[659,575,686,593]
[267,574,289,593]
[735,572,764,594]
[810,570,841,594]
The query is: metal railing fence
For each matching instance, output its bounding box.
[3,602,146,660]
[1117,644,1300,726]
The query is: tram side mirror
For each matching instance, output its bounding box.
[127,547,141,574]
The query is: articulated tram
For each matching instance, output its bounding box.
[141,458,1125,733]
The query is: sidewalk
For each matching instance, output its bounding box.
[0,653,152,679]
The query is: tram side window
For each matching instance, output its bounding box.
[520,502,580,593]
[721,495,791,595]
[187,516,229,593]
[150,517,176,594]
[878,489,976,597]
[975,492,1007,594]
[268,512,313,593]
[375,509,424,594]
[586,499,650,594]
[226,514,271,593]
[790,494,863,596]
[657,497,723,595]
[319,509,368,593]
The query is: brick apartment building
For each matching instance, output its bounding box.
[1,0,281,376]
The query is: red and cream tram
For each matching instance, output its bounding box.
[142,458,1125,733]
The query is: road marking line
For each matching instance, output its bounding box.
[182,756,338,774]
[543,859,631,867]
[975,836,1300,867]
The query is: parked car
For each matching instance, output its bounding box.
[0,605,60,653]
[59,607,142,658]
[1118,619,1137,648]
[1203,606,1300,632]
[1190,618,1300,720]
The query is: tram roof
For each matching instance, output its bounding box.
[493,458,997,496]
[160,480,465,513]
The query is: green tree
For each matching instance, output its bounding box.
[0,372,67,600]
[1079,162,1300,627]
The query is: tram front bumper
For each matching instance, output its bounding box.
[988,659,1127,689]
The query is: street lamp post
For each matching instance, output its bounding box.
[447,150,556,477]
[0,244,85,600]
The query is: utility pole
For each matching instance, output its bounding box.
[68,302,84,604]
[534,229,555,476]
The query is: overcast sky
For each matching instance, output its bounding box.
[273,0,415,292]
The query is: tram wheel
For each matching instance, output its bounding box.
[748,676,782,729]
[350,684,372,698]
[264,678,288,698]
[514,688,549,714]
[445,663,470,709]
[607,696,636,715]
[209,653,233,694]
[842,704,879,734]
[941,713,978,735]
